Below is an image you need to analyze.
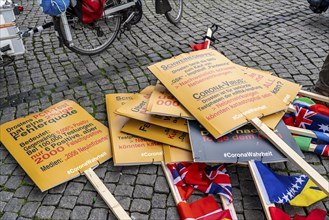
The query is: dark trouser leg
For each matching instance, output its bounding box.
[315,54,329,96]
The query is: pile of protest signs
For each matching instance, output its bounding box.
[1,33,328,220]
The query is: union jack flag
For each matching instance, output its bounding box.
[167,163,233,203]
[294,106,317,129]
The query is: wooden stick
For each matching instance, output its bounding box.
[0,23,16,29]
[248,161,275,220]
[299,89,329,103]
[220,195,238,220]
[287,126,317,139]
[160,161,181,204]
[84,168,131,220]
[250,118,329,195]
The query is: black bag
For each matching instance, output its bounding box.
[155,0,172,14]
[308,0,329,13]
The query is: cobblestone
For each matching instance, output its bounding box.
[0,0,328,219]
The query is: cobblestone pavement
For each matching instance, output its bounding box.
[1,0,329,219]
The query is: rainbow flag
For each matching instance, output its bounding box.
[250,160,327,207]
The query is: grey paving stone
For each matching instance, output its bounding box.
[70,205,92,220]
[133,185,153,199]
[0,176,8,186]
[0,201,5,212]
[243,196,263,210]
[150,208,166,220]
[64,182,84,196]
[35,206,55,219]
[27,187,47,202]
[0,191,14,202]
[3,198,24,212]
[114,185,134,197]
[52,208,71,220]
[130,212,148,220]
[244,209,265,220]
[136,174,157,186]
[89,208,108,220]
[104,172,121,183]
[130,199,151,213]
[0,164,17,175]
[20,202,40,218]
[240,181,258,196]
[166,207,180,220]
[154,176,170,193]
[43,194,61,206]
[4,176,23,190]
[59,196,78,209]
[76,191,97,206]
[0,212,18,220]
[119,174,136,185]
[152,193,167,208]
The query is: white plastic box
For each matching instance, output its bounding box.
[0,0,25,57]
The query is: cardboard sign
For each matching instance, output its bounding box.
[189,120,303,163]
[239,65,302,128]
[148,49,287,138]
[147,83,193,119]
[105,94,164,165]
[115,93,188,132]
[121,119,191,151]
[162,145,192,163]
[0,100,111,192]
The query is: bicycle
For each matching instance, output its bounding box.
[22,0,184,56]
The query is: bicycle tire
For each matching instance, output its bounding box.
[165,0,183,25]
[58,0,121,55]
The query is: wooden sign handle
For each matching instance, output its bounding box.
[248,161,275,220]
[299,89,329,103]
[250,118,329,195]
[84,168,131,220]
[220,195,238,220]
[287,126,317,139]
[161,161,181,204]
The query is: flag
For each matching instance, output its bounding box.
[293,97,329,117]
[167,163,233,203]
[177,196,232,220]
[313,144,329,157]
[251,160,327,207]
[191,41,210,51]
[293,104,329,133]
[284,96,329,137]
[294,136,329,157]
[269,207,327,220]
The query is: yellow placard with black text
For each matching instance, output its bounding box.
[0,100,112,192]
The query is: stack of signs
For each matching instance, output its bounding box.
[146,48,329,194]
[0,100,130,219]
[105,87,193,165]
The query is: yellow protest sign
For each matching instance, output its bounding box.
[115,93,188,132]
[147,83,193,119]
[0,100,112,192]
[148,49,287,138]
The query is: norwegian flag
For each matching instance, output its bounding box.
[167,163,233,203]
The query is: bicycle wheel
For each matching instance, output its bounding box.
[165,0,183,25]
[58,0,121,55]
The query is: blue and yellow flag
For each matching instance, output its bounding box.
[253,160,327,207]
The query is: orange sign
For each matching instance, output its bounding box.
[0,100,112,192]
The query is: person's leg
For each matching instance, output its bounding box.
[314,54,329,96]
